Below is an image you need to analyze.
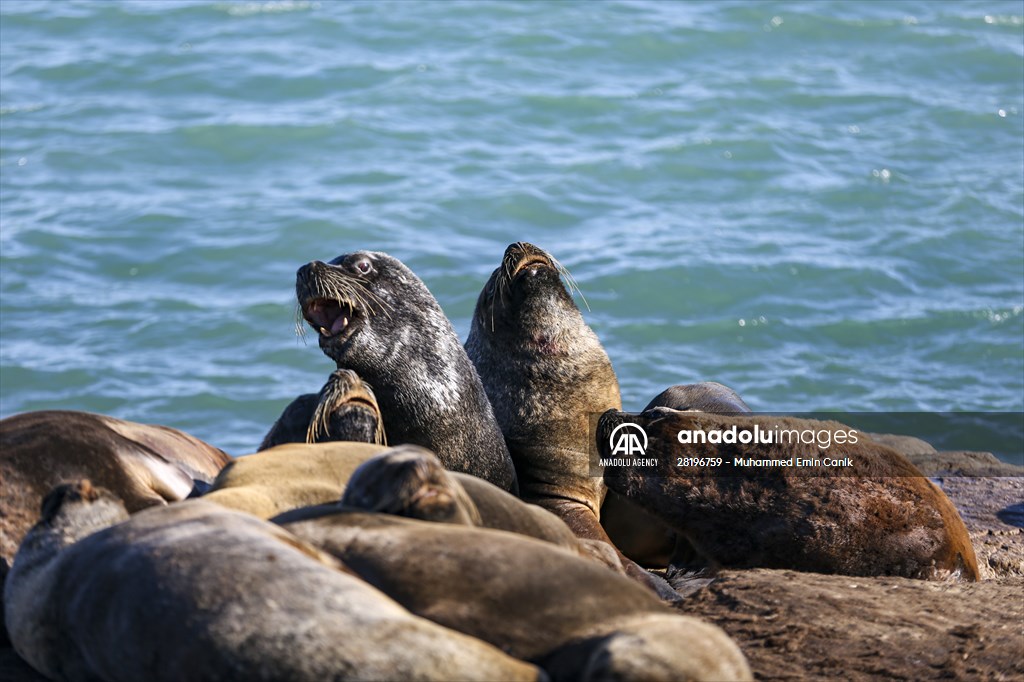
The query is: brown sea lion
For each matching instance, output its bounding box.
[0,410,229,566]
[276,507,752,681]
[201,441,387,519]
[464,242,676,600]
[295,250,517,492]
[4,482,543,682]
[643,381,752,413]
[339,445,625,572]
[603,382,752,568]
[259,368,386,450]
[598,409,981,581]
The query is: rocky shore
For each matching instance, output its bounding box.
[688,445,1023,680]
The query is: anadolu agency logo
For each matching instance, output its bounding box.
[608,422,648,456]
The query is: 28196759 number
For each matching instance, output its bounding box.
[676,457,723,467]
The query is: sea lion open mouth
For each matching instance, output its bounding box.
[302,298,358,340]
[295,257,387,351]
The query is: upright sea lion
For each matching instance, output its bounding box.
[464,242,674,599]
[259,369,385,450]
[340,446,624,572]
[599,409,981,581]
[276,507,752,681]
[201,441,387,519]
[296,250,516,492]
[4,482,542,682]
[603,381,751,567]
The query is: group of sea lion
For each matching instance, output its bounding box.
[0,241,980,681]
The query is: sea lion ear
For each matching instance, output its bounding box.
[40,480,98,522]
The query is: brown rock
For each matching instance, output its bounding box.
[688,569,1024,681]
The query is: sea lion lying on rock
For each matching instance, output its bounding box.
[599,409,981,581]
[340,445,625,573]
[259,368,386,450]
[275,506,752,682]
[0,410,230,565]
[201,442,387,519]
[4,482,542,682]
[603,382,752,568]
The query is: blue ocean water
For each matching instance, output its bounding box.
[1,0,1022,455]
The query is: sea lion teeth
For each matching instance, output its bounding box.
[319,326,331,337]
[331,316,349,335]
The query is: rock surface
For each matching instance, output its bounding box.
[682,443,1023,680]
[688,569,1023,681]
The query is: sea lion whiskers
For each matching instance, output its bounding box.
[305,380,381,446]
[549,255,590,312]
[300,268,394,337]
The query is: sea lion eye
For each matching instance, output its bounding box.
[353,258,373,274]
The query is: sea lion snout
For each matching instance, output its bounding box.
[505,242,555,278]
[40,480,102,521]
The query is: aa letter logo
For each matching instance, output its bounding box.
[609,422,648,456]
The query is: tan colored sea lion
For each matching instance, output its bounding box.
[465,242,676,600]
[276,507,752,681]
[201,441,387,519]
[4,482,543,682]
[599,409,981,581]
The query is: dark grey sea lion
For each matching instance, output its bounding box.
[4,482,543,682]
[295,250,517,492]
[643,381,751,413]
[599,409,981,582]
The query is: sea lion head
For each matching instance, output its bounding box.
[470,242,585,354]
[341,446,482,526]
[36,480,129,543]
[296,251,439,368]
[306,369,386,445]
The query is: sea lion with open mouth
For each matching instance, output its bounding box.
[295,251,517,492]
[464,242,677,601]
[259,369,386,450]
